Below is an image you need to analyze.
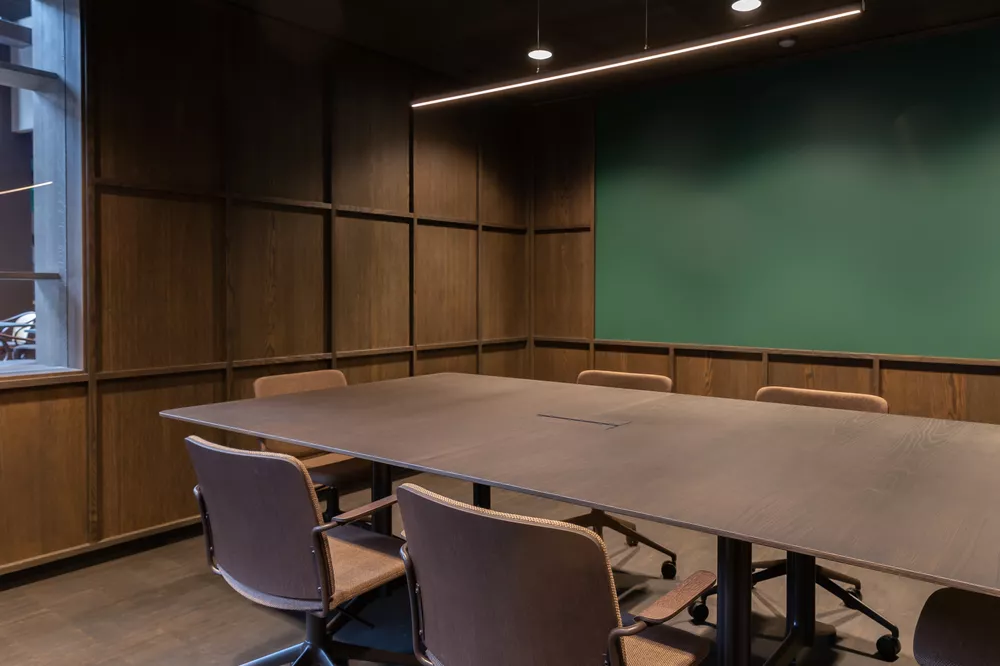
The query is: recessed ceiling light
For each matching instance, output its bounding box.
[529,48,553,61]
[778,36,797,48]
[732,0,763,12]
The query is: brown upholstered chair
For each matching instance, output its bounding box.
[397,483,716,666]
[572,370,678,579]
[914,588,1000,665]
[254,370,358,518]
[691,386,900,658]
[185,435,413,666]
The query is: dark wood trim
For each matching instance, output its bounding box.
[93,177,226,202]
[534,225,592,234]
[482,336,529,347]
[231,193,332,211]
[415,340,480,352]
[0,371,90,391]
[416,215,478,229]
[481,222,528,233]
[334,204,414,221]
[336,345,416,360]
[534,335,593,345]
[94,362,228,382]
[232,353,334,369]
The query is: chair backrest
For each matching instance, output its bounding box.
[185,436,330,605]
[577,369,673,393]
[755,386,888,414]
[397,483,622,666]
[253,370,348,456]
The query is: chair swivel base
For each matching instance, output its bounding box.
[566,509,678,579]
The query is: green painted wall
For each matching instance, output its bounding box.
[595,26,1000,359]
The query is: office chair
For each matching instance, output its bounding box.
[690,386,900,659]
[396,483,716,666]
[914,587,1000,665]
[572,370,679,579]
[185,436,415,666]
[254,370,366,519]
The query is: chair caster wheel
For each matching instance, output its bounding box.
[688,602,709,624]
[626,537,639,547]
[876,635,900,660]
[661,561,677,579]
[848,587,863,602]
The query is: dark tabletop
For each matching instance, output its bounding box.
[162,372,1000,596]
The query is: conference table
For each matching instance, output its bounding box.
[162,373,1000,666]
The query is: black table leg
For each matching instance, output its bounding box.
[371,462,392,535]
[717,536,752,666]
[764,553,822,666]
[472,483,491,509]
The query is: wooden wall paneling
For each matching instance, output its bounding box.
[413,108,479,221]
[335,215,411,352]
[879,362,1000,423]
[338,353,413,385]
[534,101,594,230]
[480,110,527,229]
[99,373,225,538]
[332,46,412,213]
[767,354,874,395]
[227,8,327,202]
[416,347,478,375]
[674,350,763,400]
[99,193,224,372]
[480,230,527,340]
[0,386,89,566]
[481,341,529,379]
[92,0,223,191]
[533,342,591,383]
[534,230,594,338]
[228,205,328,361]
[415,223,478,344]
[594,345,672,378]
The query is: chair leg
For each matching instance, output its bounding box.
[816,573,898,638]
[751,561,787,586]
[818,565,861,593]
[319,487,341,522]
[602,515,677,561]
[240,644,307,666]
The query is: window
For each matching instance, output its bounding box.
[1,0,81,374]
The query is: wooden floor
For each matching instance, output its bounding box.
[0,473,935,665]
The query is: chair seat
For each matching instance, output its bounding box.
[621,623,713,666]
[327,526,406,607]
[914,587,1000,666]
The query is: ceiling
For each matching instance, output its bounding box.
[235,0,1000,100]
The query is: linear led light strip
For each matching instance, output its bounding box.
[0,181,53,197]
[413,4,863,108]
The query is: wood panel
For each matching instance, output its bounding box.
[480,111,527,228]
[595,347,672,378]
[880,363,1000,424]
[229,206,327,360]
[228,10,327,202]
[416,224,477,344]
[481,342,529,379]
[768,355,873,395]
[534,102,594,229]
[413,108,478,221]
[99,193,224,371]
[99,373,225,538]
[0,386,88,566]
[674,351,763,400]
[338,353,413,385]
[92,0,223,191]
[332,47,411,212]
[480,230,527,340]
[335,216,411,352]
[534,231,594,339]
[533,343,590,384]
[416,348,478,375]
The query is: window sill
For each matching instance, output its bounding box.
[0,363,86,389]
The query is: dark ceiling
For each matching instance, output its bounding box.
[239,0,1000,100]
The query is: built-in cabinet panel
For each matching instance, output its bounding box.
[768,356,873,396]
[416,224,478,344]
[0,386,88,566]
[674,351,763,400]
[99,193,224,372]
[335,216,411,352]
[229,206,328,360]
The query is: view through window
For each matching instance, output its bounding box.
[0,0,81,373]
